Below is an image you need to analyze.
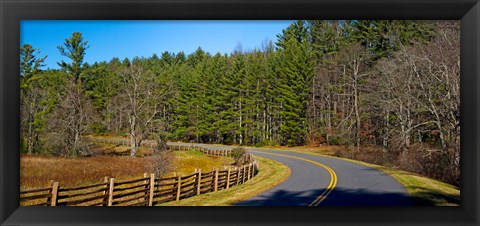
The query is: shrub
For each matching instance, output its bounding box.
[397,144,460,186]
[154,133,168,152]
[90,123,107,135]
[328,136,349,145]
[222,137,234,145]
[45,133,92,157]
[260,140,279,146]
[255,142,265,147]
[149,151,175,178]
[230,147,247,165]
[333,143,459,186]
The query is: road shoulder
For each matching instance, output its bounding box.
[158,156,291,206]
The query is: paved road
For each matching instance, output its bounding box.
[168,142,412,206]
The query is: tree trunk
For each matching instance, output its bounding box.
[383,111,389,148]
[239,97,243,145]
[130,115,138,157]
[353,62,361,151]
[27,105,34,154]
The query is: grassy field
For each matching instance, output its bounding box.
[158,156,291,206]
[21,154,153,189]
[20,148,233,190]
[259,145,460,206]
[87,140,155,156]
[21,139,291,206]
[167,149,234,177]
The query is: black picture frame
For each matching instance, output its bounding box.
[1,0,479,225]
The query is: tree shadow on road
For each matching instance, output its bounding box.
[234,187,413,206]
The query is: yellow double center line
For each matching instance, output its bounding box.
[249,150,337,206]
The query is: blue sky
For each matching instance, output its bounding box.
[21,20,293,69]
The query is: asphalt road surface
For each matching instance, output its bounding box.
[168,142,412,206]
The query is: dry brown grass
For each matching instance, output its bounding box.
[21,149,234,190]
[20,154,156,189]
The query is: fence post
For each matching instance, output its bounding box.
[214,169,219,192]
[108,178,114,206]
[248,163,253,180]
[251,163,254,178]
[46,180,53,204]
[148,173,155,206]
[236,167,241,185]
[242,165,246,184]
[176,176,182,201]
[226,168,231,189]
[197,169,202,195]
[144,173,149,203]
[50,182,59,206]
[103,177,109,206]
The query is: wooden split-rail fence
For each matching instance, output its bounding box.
[20,144,258,206]
[84,137,243,157]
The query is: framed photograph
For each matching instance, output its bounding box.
[1,0,479,225]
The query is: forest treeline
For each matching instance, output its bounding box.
[20,20,460,185]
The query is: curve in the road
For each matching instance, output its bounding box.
[167,142,412,206]
[248,150,337,206]
[235,148,412,206]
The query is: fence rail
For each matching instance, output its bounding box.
[84,137,241,156]
[21,143,258,206]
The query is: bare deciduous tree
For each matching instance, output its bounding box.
[46,82,97,156]
[335,43,370,150]
[117,59,173,157]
